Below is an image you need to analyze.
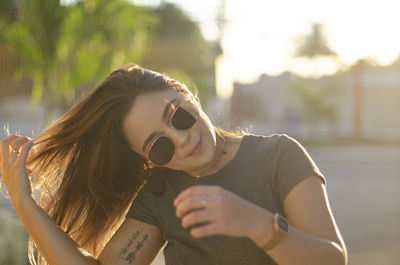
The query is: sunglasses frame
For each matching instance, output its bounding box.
[145,97,199,166]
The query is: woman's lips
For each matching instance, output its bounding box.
[187,138,202,157]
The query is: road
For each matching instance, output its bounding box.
[309,143,400,265]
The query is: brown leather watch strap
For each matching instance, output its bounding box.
[262,213,289,251]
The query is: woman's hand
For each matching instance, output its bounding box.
[0,135,34,208]
[174,185,273,244]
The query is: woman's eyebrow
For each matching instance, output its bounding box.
[162,97,178,121]
[142,97,178,152]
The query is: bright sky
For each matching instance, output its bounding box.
[135,0,400,97]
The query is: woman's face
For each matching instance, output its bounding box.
[122,88,217,175]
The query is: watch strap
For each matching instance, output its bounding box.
[262,213,289,251]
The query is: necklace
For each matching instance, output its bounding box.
[194,136,228,178]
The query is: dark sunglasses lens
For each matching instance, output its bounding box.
[148,136,174,166]
[171,106,196,130]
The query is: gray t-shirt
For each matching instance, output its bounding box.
[126,133,326,265]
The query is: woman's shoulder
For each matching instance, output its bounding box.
[241,133,309,162]
[243,133,298,148]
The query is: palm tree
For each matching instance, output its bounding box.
[141,2,216,105]
[291,23,340,139]
[0,0,154,126]
[294,23,337,76]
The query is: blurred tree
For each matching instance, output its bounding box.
[289,79,338,139]
[141,2,216,106]
[0,0,154,126]
[0,0,17,22]
[292,23,339,139]
[294,23,337,76]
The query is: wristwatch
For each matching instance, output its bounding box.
[262,213,290,251]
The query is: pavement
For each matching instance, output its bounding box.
[1,143,399,265]
[309,143,400,265]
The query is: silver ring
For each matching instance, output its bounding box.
[10,147,19,154]
[201,196,207,207]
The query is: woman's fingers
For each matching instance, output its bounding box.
[6,136,30,163]
[174,187,220,235]
[175,194,214,218]
[1,135,28,156]
[180,207,214,229]
[0,135,34,202]
[174,185,220,206]
[190,222,219,238]
[174,186,258,239]
[18,140,34,162]
[1,135,18,172]
[0,135,32,175]
[1,135,18,159]
[10,136,31,152]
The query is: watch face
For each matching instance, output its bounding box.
[277,216,289,232]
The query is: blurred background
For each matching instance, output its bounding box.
[0,0,399,264]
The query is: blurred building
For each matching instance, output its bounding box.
[341,65,400,142]
[230,65,400,142]
[230,73,297,136]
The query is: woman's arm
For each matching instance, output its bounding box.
[174,176,347,265]
[249,175,347,265]
[1,135,99,265]
[98,218,165,265]
[15,196,100,265]
[1,135,165,265]
[16,198,167,265]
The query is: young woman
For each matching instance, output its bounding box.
[0,63,347,265]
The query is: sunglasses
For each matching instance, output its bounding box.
[146,99,199,166]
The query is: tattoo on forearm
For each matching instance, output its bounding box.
[118,229,149,264]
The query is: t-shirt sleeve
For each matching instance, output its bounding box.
[272,134,326,205]
[125,186,160,227]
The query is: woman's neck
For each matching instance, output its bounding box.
[189,134,242,178]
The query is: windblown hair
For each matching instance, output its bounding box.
[25,63,245,264]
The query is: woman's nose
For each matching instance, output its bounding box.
[167,127,190,150]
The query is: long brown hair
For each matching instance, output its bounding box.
[25,63,245,264]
